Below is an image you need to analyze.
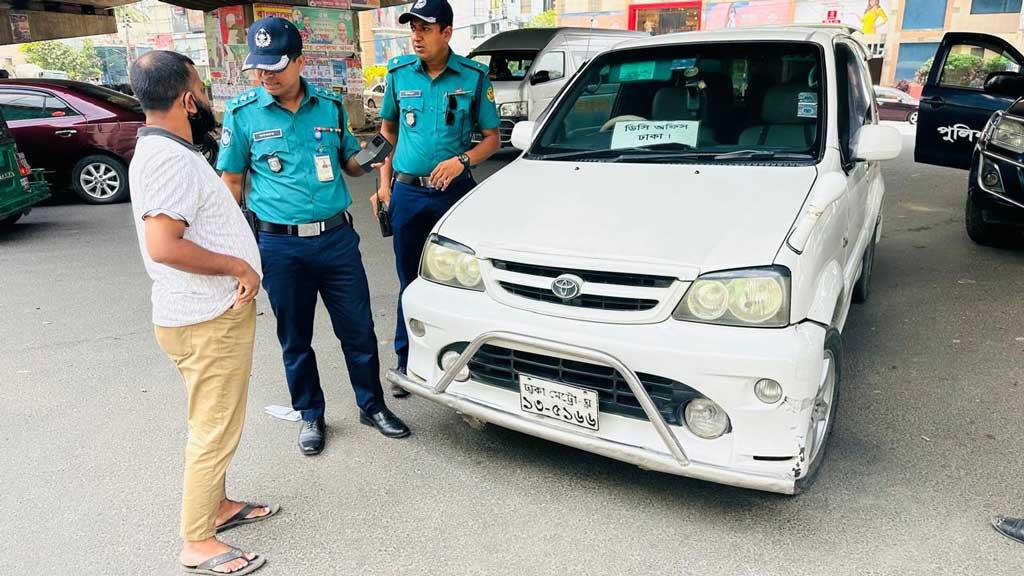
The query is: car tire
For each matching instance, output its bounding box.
[72,155,129,205]
[965,189,1010,247]
[0,212,23,227]
[851,225,877,304]
[794,328,842,494]
[907,110,918,125]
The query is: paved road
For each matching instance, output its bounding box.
[2,131,1023,576]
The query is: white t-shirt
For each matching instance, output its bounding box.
[130,128,262,328]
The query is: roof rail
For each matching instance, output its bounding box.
[739,22,863,35]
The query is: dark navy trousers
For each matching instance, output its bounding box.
[390,176,475,369]
[259,223,385,421]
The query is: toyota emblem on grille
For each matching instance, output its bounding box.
[551,274,583,301]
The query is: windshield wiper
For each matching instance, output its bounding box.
[533,143,695,162]
[711,150,813,161]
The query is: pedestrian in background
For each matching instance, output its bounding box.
[373,0,500,396]
[128,50,276,576]
[219,17,409,456]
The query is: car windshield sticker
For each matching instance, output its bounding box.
[798,92,818,118]
[610,120,699,149]
[617,60,657,82]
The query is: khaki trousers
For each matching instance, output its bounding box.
[154,303,256,541]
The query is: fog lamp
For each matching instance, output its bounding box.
[440,350,470,382]
[409,318,426,338]
[683,398,730,439]
[754,378,784,404]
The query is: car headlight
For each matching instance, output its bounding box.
[991,114,1024,154]
[420,235,484,291]
[673,266,790,328]
[499,101,528,118]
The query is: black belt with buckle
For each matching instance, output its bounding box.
[393,171,471,189]
[257,211,351,237]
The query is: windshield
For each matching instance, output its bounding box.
[528,42,825,164]
[472,51,537,82]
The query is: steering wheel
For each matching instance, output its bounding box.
[599,114,646,132]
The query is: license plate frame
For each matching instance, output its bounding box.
[518,374,600,431]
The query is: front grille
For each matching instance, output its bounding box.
[499,282,659,312]
[492,260,674,288]
[454,343,699,424]
[499,119,516,142]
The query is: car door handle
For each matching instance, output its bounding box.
[920,96,944,108]
[54,129,77,137]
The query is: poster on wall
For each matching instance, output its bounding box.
[205,6,251,106]
[9,11,31,43]
[253,4,362,94]
[629,3,702,35]
[794,0,891,35]
[703,0,794,30]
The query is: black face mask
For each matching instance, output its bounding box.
[185,92,218,144]
[185,91,219,163]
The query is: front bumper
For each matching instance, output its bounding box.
[472,117,521,146]
[972,147,1024,225]
[391,279,830,495]
[0,173,50,220]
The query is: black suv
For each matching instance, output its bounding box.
[915,33,1024,246]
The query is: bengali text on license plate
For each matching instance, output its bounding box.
[519,374,599,430]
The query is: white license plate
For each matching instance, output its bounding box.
[519,374,599,430]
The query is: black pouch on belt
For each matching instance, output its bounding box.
[377,176,393,238]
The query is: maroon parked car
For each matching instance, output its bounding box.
[0,79,144,204]
[873,85,920,125]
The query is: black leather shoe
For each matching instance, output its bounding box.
[392,367,410,398]
[298,417,325,455]
[992,515,1024,544]
[359,408,410,438]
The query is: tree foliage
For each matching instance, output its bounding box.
[915,53,1016,88]
[525,9,557,28]
[20,40,102,81]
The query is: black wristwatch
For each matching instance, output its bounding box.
[457,153,471,169]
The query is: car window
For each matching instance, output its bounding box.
[529,42,824,163]
[0,92,48,121]
[836,43,872,164]
[474,52,537,81]
[938,42,1022,90]
[45,96,78,118]
[68,82,143,113]
[534,51,566,81]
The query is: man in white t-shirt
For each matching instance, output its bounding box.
[129,50,274,576]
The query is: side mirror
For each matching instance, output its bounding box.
[983,71,1024,99]
[852,124,902,162]
[530,70,551,85]
[510,120,537,151]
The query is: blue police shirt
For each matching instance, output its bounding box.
[381,51,499,177]
[217,78,362,225]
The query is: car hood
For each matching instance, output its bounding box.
[439,159,818,280]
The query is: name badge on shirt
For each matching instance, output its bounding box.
[399,90,421,98]
[314,154,334,182]
[253,129,283,142]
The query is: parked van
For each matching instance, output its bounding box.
[469,27,647,144]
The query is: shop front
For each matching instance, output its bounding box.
[627,2,702,34]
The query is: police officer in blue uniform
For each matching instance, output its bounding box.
[374,0,500,396]
[218,17,410,455]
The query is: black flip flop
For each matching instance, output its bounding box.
[183,547,265,575]
[216,502,280,534]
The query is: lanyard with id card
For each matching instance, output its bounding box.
[313,128,335,183]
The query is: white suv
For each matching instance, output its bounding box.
[389,25,902,494]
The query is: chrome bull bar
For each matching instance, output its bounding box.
[386,330,796,494]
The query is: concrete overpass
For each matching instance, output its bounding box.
[0,1,413,44]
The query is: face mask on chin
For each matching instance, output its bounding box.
[185,91,220,164]
[186,92,218,145]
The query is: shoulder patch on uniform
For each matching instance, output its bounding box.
[458,56,489,75]
[226,93,258,112]
[388,54,417,72]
